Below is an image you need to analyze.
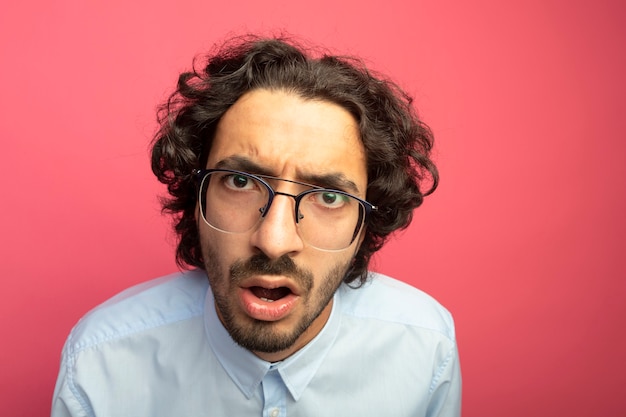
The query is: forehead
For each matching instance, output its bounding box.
[207,89,367,194]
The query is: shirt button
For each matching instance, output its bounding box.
[270,408,280,417]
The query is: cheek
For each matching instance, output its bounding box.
[307,252,353,284]
[199,226,251,270]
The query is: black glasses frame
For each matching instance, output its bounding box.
[193,168,377,226]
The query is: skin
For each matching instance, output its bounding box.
[198,88,367,362]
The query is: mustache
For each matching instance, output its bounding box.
[230,253,313,291]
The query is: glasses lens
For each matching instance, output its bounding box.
[296,190,366,251]
[199,171,269,233]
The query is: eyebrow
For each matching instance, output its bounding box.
[214,156,362,194]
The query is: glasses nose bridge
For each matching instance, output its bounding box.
[264,190,303,222]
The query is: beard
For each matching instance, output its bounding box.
[203,244,349,354]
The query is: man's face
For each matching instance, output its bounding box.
[198,88,367,362]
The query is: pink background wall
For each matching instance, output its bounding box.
[1,0,625,415]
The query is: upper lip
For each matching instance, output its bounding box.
[240,276,301,296]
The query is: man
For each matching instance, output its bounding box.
[52,35,461,416]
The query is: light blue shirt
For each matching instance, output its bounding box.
[52,269,461,416]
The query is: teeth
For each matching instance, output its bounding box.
[260,297,274,303]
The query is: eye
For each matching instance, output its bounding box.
[224,174,255,190]
[313,191,350,209]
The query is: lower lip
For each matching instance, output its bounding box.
[239,288,299,321]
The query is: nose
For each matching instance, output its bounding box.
[249,193,305,259]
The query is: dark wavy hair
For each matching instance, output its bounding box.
[151,35,438,286]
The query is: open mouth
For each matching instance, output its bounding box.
[239,283,300,321]
[249,286,292,302]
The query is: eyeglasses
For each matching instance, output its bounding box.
[194,169,377,251]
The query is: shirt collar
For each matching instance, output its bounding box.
[203,283,343,401]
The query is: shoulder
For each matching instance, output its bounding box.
[337,271,456,342]
[65,269,209,353]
